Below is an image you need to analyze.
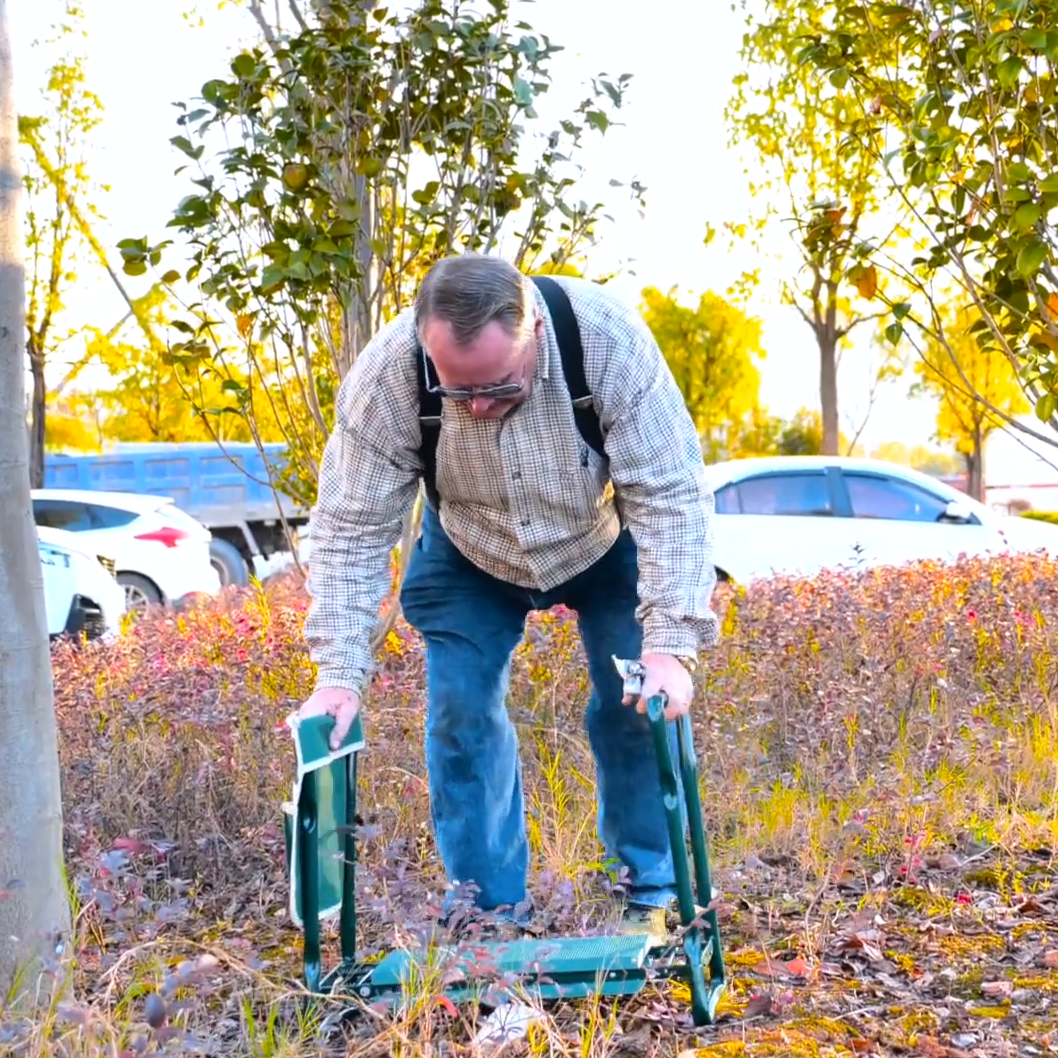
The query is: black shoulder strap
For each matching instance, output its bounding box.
[416,273,605,511]
[530,274,606,458]
[415,341,443,511]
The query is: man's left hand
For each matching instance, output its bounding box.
[622,652,694,721]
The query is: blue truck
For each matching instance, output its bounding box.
[43,441,309,588]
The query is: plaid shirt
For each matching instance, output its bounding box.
[304,275,719,695]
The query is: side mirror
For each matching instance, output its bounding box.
[942,499,972,524]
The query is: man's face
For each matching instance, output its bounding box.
[421,314,542,420]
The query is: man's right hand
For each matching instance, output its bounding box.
[298,686,361,751]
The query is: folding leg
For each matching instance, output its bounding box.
[643,695,726,1026]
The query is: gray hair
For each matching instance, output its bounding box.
[414,253,532,347]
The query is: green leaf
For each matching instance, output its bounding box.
[161,270,182,284]
[997,56,1023,88]
[1022,28,1048,51]
[1016,237,1049,277]
[1007,161,1032,184]
[1036,391,1057,422]
[232,53,256,79]
[884,320,903,344]
[512,76,534,107]
[585,109,609,133]
[892,302,911,320]
[1014,201,1041,229]
[828,66,849,90]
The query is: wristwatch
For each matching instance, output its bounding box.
[674,654,698,675]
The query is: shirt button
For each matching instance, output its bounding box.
[520,518,530,527]
[512,470,522,480]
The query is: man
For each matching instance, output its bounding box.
[298,253,719,927]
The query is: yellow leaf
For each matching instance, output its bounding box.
[1046,292,1058,321]
[855,264,878,300]
[236,314,254,338]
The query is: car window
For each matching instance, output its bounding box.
[734,473,833,516]
[86,503,140,529]
[713,484,741,514]
[32,499,95,531]
[844,473,953,522]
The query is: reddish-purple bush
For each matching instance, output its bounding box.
[36,551,1058,1054]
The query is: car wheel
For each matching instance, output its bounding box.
[118,572,163,616]
[210,537,250,588]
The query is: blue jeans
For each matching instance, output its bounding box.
[399,506,682,917]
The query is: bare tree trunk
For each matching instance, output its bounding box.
[967,427,985,503]
[0,0,71,1001]
[28,344,45,488]
[819,333,840,456]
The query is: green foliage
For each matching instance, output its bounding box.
[639,285,766,460]
[725,0,904,454]
[117,0,644,507]
[799,0,1058,445]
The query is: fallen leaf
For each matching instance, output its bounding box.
[741,992,774,1019]
[914,1037,949,1058]
[981,980,1013,998]
[839,930,886,963]
[751,955,807,978]
[1041,949,1058,968]
[473,1002,540,1048]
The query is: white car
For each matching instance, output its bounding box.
[38,525,127,641]
[703,455,1058,584]
[31,488,222,614]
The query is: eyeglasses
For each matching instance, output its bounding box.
[420,343,527,402]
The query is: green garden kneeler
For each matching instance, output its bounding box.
[282,656,726,1026]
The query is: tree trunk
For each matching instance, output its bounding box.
[819,333,840,456]
[0,0,72,1002]
[28,344,45,488]
[967,428,985,503]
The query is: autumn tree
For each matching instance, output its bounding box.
[0,0,72,998]
[640,285,766,460]
[869,440,961,479]
[725,0,904,454]
[64,287,286,447]
[18,1,108,486]
[729,405,860,458]
[913,299,1029,502]
[119,0,643,501]
[800,0,1058,452]
[118,0,644,645]
[43,390,103,452]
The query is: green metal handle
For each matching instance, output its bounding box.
[627,664,725,1026]
[643,694,698,929]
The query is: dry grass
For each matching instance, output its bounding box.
[3,550,1058,1056]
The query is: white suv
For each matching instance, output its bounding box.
[31,488,222,615]
[38,525,127,641]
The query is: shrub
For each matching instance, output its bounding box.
[9,551,1058,1055]
[1022,510,1058,526]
